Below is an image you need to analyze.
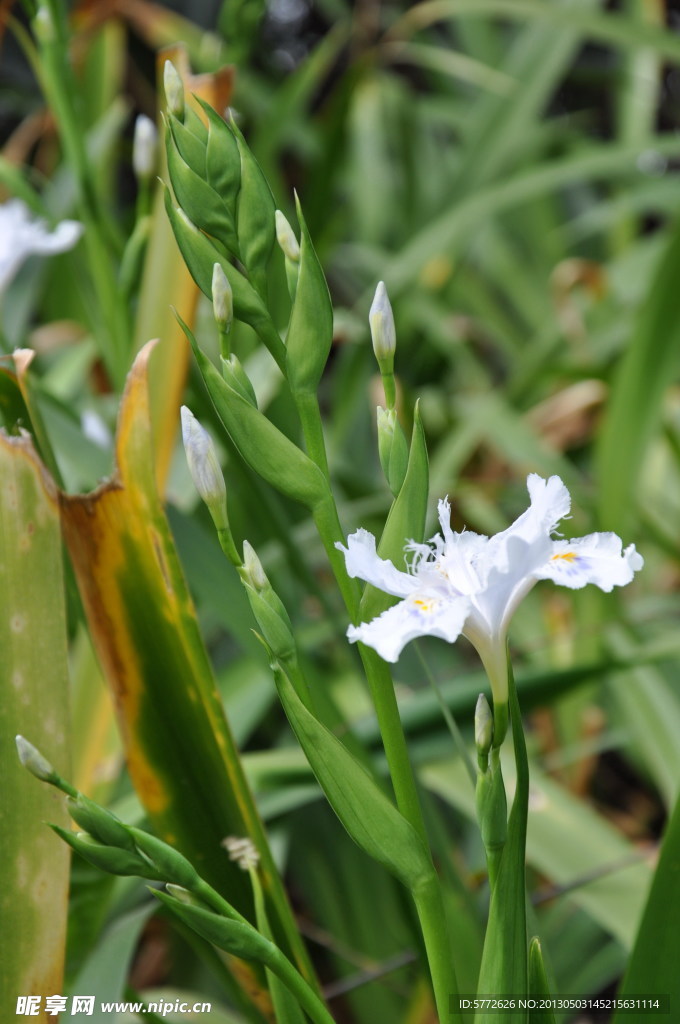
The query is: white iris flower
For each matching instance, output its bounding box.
[337,475,643,704]
[0,199,83,295]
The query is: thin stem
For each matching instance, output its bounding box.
[265,948,337,1024]
[294,390,331,480]
[413,875,462,1024]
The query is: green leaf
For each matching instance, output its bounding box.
[195,98,241,211]
[597,216,680,534]
[613,790,680,1023]
[231,117,277,298]
[285,196,334,394]
[272,659,433,890]
[0,430,70,1021]
[165,112,206,174]
[528,938,556,1024]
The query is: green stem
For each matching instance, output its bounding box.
[413,875,462,1024]
[265,948,337,1024]
[294,390,331,480]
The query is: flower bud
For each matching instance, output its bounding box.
[180,406,228,531]
[474,693,494,769]
[128,826,201,889]
[377,406,408,497]
[15,735,57,784]
[133,114,158,181]
[212,262,233,333]
[51,826,153,877]
[274,210,300,263]
[241,539,268,592]
[164,61,185,120]
[369,281,396,368]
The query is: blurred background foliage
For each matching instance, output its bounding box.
[2,0,680,1020]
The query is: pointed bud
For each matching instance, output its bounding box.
[164,61,185,120]
[52,827,154,877]
[180,406,228,531]
[274,210,300,263]
[475,696,491,761]
[15,735,57,784]
[128,826,201,889]
[369,281,396,367]
[166,883,202,906]
[241,539,269,592]
[475,693,494,769]
[132,114,158,181]
[377,406,408,497]
[212,262,233,333]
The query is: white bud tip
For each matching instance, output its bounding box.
[222,835,260,871]
[164,61,185,118]
[180,406,227,516]
[16,735,55,781]
[275,210,300,263]
[211,263,233,329]
[369,281,396,361]
[241,540,269,591]
[133,114,158,180]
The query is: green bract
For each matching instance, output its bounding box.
[273,660,433,892]
[285,198,334,394]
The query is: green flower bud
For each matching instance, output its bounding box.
[369,281,396,368]
[180,406,228,532]
[133,114,158,181]
[284,196,333,393]
[32,4,55,44]
[128,827,201,889]
[241,539,268,592]
[377,406,408,497]
[164,61,185,120]
[152,888,274,964]
[239,541,296,662]
[475,693,494,770]
[15,735,57,784]
[274,211,300,263]
[212,263,233,333]
[51,826,154,877]
[166,883,203,906]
